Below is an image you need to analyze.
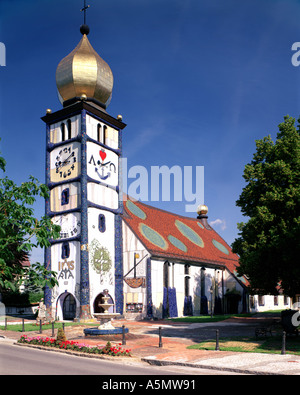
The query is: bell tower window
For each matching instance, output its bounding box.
[98,214,106,233]
[61,188,69,205]
[61,242,70,259]
[67,119,72,140]
[103,125,107,145]
[61,123,66,141]
[97,123,101,143]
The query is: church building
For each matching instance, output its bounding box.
[42,22,254,322]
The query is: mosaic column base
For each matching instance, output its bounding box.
[79,304,92,321]
[45,307,53,322]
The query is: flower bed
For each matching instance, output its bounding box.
[18,335,131,357]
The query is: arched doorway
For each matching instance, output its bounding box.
[62,293,76,320]
[94,293,114,314]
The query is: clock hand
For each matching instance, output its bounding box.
[56,152,74,170]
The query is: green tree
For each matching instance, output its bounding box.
[0,150,60,292]
[232,115,300,298]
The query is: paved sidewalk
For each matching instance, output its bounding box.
[1,317,300,375]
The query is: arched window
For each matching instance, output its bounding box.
[61,123,66,141]
[98,214,106,233]
[163,261,169,289]
[67,119,72,140]
[97,123,101,142]
[61,242,70,259]
[184,264,190,297]
[103,125,107,145]
[61,188,69,205]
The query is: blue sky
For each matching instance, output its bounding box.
[1,0,300,263]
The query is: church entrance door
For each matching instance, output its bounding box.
[63,293,76,320]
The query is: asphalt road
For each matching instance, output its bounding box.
[0,341,244,377]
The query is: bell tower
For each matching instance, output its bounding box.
[42,19,126,320]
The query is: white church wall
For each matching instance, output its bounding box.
[122,222,149,317]
[121,225,252,319]
[151,259,164,319]
[50,241,81,320]
[173,263,185,317]
[88,207,116,313]
[87,182,118,209]
[249,294,291,313]
[190,265,201,315]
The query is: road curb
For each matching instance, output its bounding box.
[141,356,282,375]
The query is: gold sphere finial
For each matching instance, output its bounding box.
[197,204,208,216]
[46,109,52,114]
[80,94,87,101]
[117,114,123,121]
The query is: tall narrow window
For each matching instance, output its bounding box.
[61,123,65,141]
[67,119,72,140]
[97,123,101,142]
[284,296,289,305]
[200,267,206,297]
[184,264,190,297]
[258,295,265,306]
[163,261,169,289]
[61,188,69,205]
[61,242,70,259]
[103,125,107,145]
[98,214,106,233]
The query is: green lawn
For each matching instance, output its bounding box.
[169,313,253,323]
[0,321,98,332]
[188,335,300,355]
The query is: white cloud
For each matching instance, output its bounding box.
[210,218,227,231]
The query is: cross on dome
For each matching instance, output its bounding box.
[55,1,113,109]
[81,0,90,25]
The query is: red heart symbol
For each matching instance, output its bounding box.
[99,150,106,162]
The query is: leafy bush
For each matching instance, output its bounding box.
[56,327,67,342]
[2,291,43,306]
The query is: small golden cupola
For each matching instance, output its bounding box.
[55,24,113,109]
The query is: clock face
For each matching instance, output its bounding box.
[87,142,118,187]
[50,142,80,182]
[52,212,81,239]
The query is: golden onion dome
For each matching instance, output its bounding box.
[56,28,113,108]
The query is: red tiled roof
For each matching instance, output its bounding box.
[122,197,247,286]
